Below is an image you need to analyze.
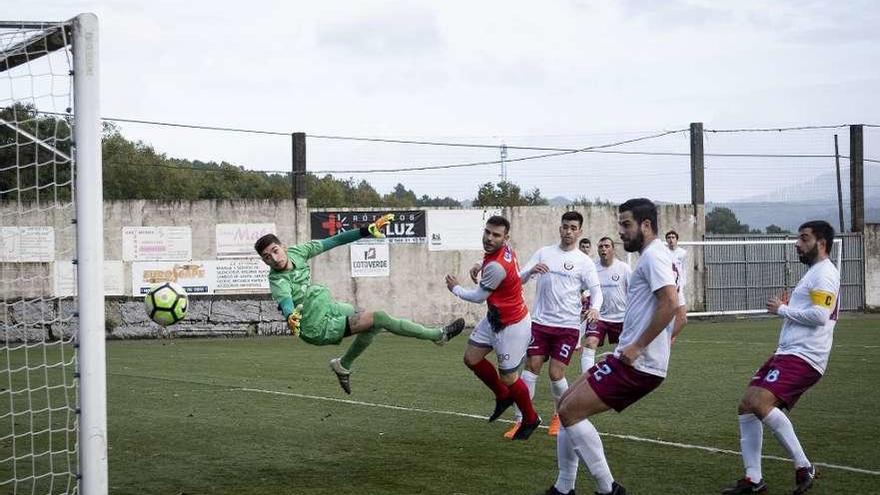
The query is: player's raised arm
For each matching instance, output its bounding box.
[769,274,838,327]
[306,214,396,259]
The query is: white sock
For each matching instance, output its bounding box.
[565,420,614,494]
[581,348,596,374]
[763,407,810,468]
[738,413,763,482]
[554,426,578,493]
[550,377,569,411]
[514,369,539,421]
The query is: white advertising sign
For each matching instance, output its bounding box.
[216,223,275,257]
[350,241,390,277]
[54,260,125,297]
[122,226,192,261]
[131,261,215,296]
[0,226,55,262]
[215,258,270,293]
[427,209,502,251]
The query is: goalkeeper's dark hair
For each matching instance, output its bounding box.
[599,236,615,246]
[619,198,658,234]
[486,215,510,234]
[799,220,835,253]
[254,233,282,254]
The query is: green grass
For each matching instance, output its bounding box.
[18,315,880,494]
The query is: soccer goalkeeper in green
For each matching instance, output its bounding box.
[255,214,464,394]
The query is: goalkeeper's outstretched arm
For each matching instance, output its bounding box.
[316,213,395,253]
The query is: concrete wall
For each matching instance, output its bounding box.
[1,200,704,340]
[866,223,880,311]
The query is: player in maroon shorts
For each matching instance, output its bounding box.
[506,211,602,439]
[539,198,678,495]
[580,237,632,373]
[721,221,840,495]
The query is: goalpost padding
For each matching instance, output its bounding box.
[0,14,107,495]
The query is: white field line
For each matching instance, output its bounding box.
[234,387,880,476]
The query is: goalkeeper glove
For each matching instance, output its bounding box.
[287,304,303,338]
[367,213,395,238]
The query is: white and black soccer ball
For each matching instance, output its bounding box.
[144,282,188,327]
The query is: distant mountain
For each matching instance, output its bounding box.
[711,170,879,231]
[549,196,572,206]
[709,200,879,232]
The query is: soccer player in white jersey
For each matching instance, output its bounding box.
[574,237,594,355]
[665,230,688,342]
[722,221,840,495]
[581,236,632,373]
[506,211,603,439]
[539,198,678,495]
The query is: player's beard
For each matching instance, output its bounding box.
[622,230,644,253]
[797,243,819,265]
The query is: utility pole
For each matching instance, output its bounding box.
[500,143,508,182]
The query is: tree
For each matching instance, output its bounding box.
[473,181,548,207]
[706,207,755,234]
[571,196,614,207]
[1,113,459,206]
[416,194,461,207]
[765,224,790,234]
[383,183,418,207]
[0,103,73,204]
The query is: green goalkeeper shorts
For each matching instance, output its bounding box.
[298,288,355,346]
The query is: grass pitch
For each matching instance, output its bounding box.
[104,315,879,494]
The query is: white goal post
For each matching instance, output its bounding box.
[0,13,107,495]
[680,238,843,317]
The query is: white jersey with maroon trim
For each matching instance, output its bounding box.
[522,244,600,329]
[595,258,631,323]
[615,239,676,377]
[776,257,840,374]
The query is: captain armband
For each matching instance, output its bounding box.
[809,289,836,310]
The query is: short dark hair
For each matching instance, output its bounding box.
[561,211,583,227]
[486,215,510,234]
[598,236,614,246]
[799,220,835,253]
[665,230,679,239]
[254,233,282,254]
[619,198,658,234]
[579,237,591,246]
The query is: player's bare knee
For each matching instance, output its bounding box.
[525,359,542,375]
[548,362,566,381]
[463,355,477,369]
[740,390,771,416]
[557,399,579,425]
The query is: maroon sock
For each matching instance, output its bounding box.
[469,359,509,399]
[508,378,538,423]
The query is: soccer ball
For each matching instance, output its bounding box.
[144,282,188,326]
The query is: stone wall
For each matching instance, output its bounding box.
[866,224,880,311]
[2,200,704,339]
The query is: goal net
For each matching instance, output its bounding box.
[0,15,107,495]
[682,238,843,317]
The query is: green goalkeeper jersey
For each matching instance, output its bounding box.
[267,228,366,320]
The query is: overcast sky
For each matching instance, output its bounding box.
[6,1,880,203]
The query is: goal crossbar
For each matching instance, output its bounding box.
[0,23,70,73]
